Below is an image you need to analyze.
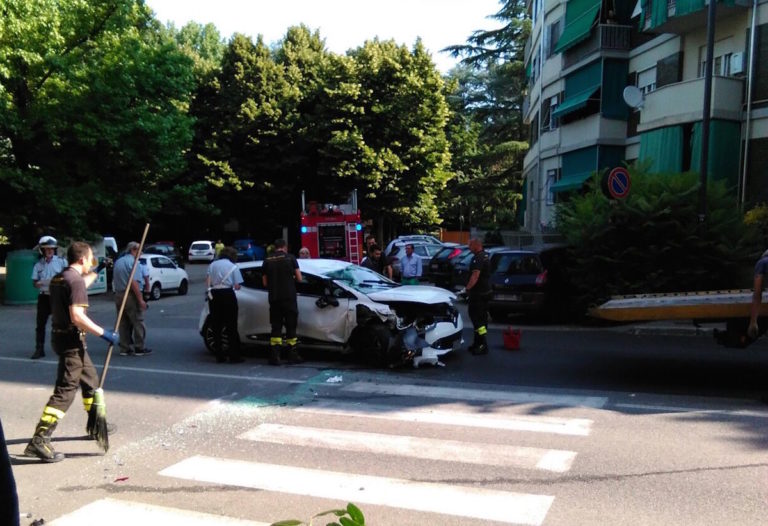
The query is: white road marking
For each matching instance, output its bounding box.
[160,455,554,525]
[295,400,593,436]
[240,423,577,472]
[614,402,768,418]
[343,381,608,408]
[48,498,268,526]
[0,357,308,384]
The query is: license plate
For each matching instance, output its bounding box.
[431,263,438,270]
[495,293,520,301]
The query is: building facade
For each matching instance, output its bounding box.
[522,0,768,233]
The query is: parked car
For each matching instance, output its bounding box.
[188,240,215,262]
[144,243,185,268]
[139,255,189,300]
[384,235,443,257]
[487,245,570,321]
[426,244,468,288]
[385,242,444,281]
[233,238,265,261]
[199,259,463,368]
[450,245,508,290]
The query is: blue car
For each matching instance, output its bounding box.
[233,239,265,261]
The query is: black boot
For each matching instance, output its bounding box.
[470,334,488,355]
[268,346,282,366]
[24,420,64,463]
[30,346,45,359]
[284,345,303,365]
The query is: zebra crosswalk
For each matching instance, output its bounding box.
[48,379,599,526]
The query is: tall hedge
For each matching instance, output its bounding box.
[555,168,754,312]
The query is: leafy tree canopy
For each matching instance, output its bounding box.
[0,0,196,245]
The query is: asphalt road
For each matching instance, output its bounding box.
[3,262,768,525]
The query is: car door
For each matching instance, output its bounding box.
[154,256,178,288]
[295,273,351,344]
[236,267,271,339]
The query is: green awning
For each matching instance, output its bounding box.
[638,125,683,173]
[552,87,599,119]
[554,0,601,53]
[551,172,593,193]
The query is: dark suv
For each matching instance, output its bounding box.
[487,245,569,321]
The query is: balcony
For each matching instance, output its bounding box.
[642,0,750,35]
[637,76,744,132]
[563,24,632,69]
[559,114,628,151]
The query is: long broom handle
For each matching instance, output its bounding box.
[98,223,150,389]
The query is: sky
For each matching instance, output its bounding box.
[144,0,504,73]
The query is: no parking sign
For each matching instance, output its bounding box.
[601,167,631,200]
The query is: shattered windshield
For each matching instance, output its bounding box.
[325,264,399,292]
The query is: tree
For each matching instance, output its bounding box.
[344,38,452,236]
[437,0,531,230]
[0,0,196,245]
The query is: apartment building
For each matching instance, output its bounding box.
[522,0,768,233]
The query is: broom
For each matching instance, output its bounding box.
[87,223,150,452]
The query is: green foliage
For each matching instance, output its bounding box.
[555,168,753,311]
[743,202,768,249]
[271,502,365,526]
[0,0,196,244]
[191,28,452,236]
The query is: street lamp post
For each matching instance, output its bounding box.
[698,0,717,222]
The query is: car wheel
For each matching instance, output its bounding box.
[202,318,233,354]
[353,324,392,368]
[177,279,188,295]
[150,282,162,301]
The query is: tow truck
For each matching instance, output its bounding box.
[590,289,768,348]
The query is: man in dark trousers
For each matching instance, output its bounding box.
[24,241,119,462]
[206,246,244,363]
[30,235,67,359]
[464,237,492,355]
[262,239,303,365]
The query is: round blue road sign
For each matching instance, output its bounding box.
[606,167,631,199]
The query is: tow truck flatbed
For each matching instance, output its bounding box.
[589,289,768,322]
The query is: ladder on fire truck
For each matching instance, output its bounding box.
[347,224,361,264]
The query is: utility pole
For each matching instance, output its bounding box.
[698,0,717,223]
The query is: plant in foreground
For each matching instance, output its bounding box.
[271,502,365,526]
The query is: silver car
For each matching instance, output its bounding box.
[199,259,463,367]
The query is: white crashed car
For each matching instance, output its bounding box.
[199,259,463,367]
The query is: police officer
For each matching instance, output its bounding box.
[262,239,302,366]
[24,241,118,462]
[112,242,151,356]
[206,246,244,363]
[464,238,491,355]
[31,236,67,359]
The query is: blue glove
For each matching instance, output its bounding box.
[100,330,119,346]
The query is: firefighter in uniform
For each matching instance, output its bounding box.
[30,236,67,359]
[24,242,118,462]
[262,238,303,366]
[464,237,491,355]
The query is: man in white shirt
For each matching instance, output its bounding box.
[30,236,66,359]
[400,244,422,285]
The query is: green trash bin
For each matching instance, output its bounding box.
[4,250,39,305]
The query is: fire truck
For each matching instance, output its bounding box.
[300,190,363,264]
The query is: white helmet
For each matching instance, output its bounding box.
[38,235,58,248]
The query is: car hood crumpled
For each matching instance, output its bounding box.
[367,285,456,305]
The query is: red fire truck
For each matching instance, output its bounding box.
[300,191,363,264]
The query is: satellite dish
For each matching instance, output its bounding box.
[623,86,644,109]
